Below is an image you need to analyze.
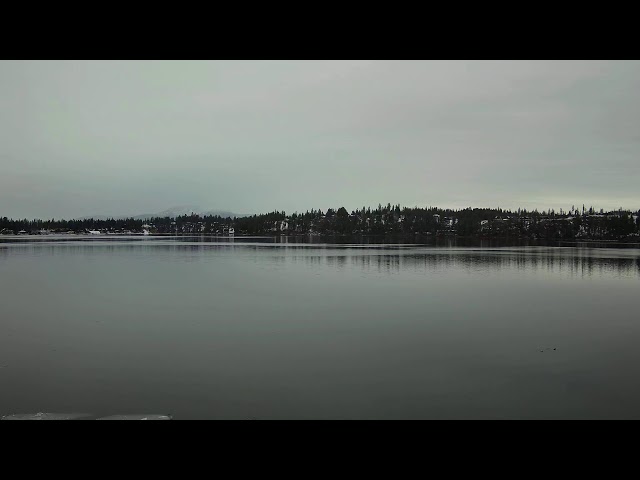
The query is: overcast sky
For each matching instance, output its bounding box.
[1,60,638,219]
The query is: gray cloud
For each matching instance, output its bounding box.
[1,60,638,218]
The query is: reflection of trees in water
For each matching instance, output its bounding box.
[290,250,640,278]
[289,253,403,274]
[326,255,347,269]
[4,241,639,278]
[419,250,640,278]
[1,242,240,262]
[371,255,401,273]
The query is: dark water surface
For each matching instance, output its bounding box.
[1,236,639,419]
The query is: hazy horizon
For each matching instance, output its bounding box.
[2,60,639,219]
[1,201,639,222]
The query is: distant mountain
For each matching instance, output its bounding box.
[77,206,250,220]
[132,205,201,219]
[201,209,249,219]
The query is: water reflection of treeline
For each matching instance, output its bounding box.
[3,242,639,278]
[288,251,640,278]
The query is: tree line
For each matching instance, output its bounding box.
[1,203,639,240]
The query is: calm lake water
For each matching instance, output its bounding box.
[1,236,639,419]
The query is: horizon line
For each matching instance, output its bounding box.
[3,203,640,222]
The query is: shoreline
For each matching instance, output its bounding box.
[2,232,639,248]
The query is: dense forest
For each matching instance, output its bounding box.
[1,204,639,241]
